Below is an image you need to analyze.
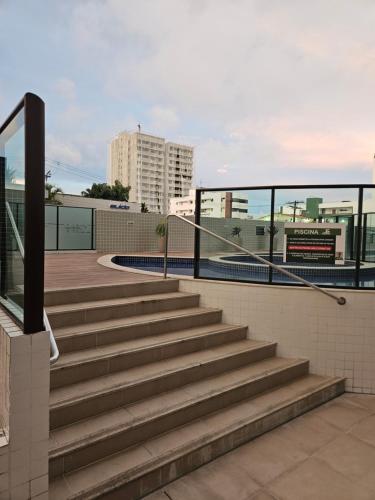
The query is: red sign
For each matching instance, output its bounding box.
[288,245,332,251]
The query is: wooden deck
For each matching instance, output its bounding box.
[45,253,159,290]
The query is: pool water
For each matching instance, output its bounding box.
[112,255,375,288]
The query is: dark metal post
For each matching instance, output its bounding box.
[56,206,59,251]
[349,215,355,260]
[24,93,45,333]
[269,188,275,283]
[194,189,201,279]
[91,208,95,250]
[362,213,367,262]
[354,187,363,288]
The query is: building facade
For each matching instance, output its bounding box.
[169,189,249,219]
[54,193,141,212]
[108,131,193,213]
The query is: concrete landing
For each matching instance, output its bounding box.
[145,393,375,500]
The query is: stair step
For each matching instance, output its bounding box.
[51,324,248,389]
[46,292,201,328]
[54,307,223,354]
[50,339,276,429]
[49,357,308,478]
[44,279,180,306]
[49,375,345,499]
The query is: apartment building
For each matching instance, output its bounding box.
[108,131,193,213]
[170,189,249,219]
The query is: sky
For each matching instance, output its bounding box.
[1,0,375,195]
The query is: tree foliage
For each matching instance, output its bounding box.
[141,202,149,213]
[45,183,63,203]
[231,226,242,237]
[81,180,130,201]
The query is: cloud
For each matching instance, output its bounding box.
[2,0,372,191]
[64,0,375,183]
[148,106,180,135]
[46,134,82,165]
[54,78,76,100]
[217,165,229,175]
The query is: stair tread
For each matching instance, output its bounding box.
[53,307,222,339]
[53,323,245,369]
[49,356,306,456]
[46,292,199,314]
[50,339,274,408]
[45,279,179,294]
[49,374,343,499]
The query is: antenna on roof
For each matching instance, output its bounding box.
[137,124,141,133]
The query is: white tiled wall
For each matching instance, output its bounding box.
[179,278,375,394]
[0,311,49,500]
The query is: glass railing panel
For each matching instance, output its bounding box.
[272,187,359,287]
[197,189,272,282]
[0,107,25,322]
[58,206,94,250]
[359,188,375,287]
[45,205,57,251]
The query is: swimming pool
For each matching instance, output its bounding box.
[111,254,375,287]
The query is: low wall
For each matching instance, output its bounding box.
[178,278,375,394]
[95,211,283,254]
[0,312,49,499]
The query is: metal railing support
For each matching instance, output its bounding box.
[163,213,346,306]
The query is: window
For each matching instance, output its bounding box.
[256,226,265,235]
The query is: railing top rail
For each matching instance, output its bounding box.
[197,183,375,192]
[164,213,347,306]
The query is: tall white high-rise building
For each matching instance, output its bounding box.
[108,131,193,213]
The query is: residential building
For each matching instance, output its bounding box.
[169,188,196,216]
[108,131,193,213]
[169,189,249,219]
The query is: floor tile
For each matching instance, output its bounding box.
[340,393,375,413]
[269,457,374,500]
[274,412,341,454]
[161,460,260,500]
[309,399,370,431]
[350,413,375,447]
[226,431,308,485]
[316,433,375,493]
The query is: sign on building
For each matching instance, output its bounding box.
[283,223,346,265]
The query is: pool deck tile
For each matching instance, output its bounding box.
[45,252,161,289]
[144,393,375,500]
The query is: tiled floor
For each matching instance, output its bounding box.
[145,393,375,500]
[45,252,159,289]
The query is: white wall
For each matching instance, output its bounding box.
[0,312,49,499]
[179,278,375,394]
[55,193,141,212]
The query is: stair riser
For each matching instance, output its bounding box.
[45,280,179,307]
[48,295,200,328]
[98,380,345,500]
[51,327,248,389]
[49,361,308,477]
[50,343,277,429]
[57,310,223,354]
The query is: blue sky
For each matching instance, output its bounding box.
[1,0,375,195]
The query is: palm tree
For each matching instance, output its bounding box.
[45,183,63,203]
[81,181,130,201]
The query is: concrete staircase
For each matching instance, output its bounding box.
[46,279,345,499]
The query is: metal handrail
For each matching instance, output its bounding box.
[163,214,347,306]
[5,202,59,363]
